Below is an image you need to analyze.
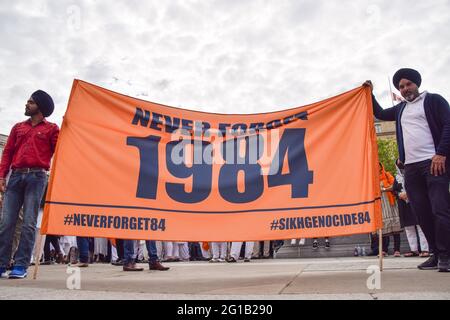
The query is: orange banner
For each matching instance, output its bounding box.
[41,80,382,241]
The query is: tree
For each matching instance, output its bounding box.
[377,138,398,175]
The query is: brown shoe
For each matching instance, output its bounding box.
[149,261,170,271]
[123,263,144,272]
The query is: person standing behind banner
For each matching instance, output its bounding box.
[365,69,450,272]
[379,162,402,257]
[200,242,212,260]
[210,242,227,262]
[394,159,430,257]
[162,242,176,262]
[163,241,185,262]
[312,237,330,250]
[0,90,59,279]
[228,241,254,263]
[188,242,205,261]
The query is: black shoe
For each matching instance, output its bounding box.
[438,255,449,272]
[111,259,124,266]
[418,255,438,270]
[227,257,237,263]
[325,240,330,250]
[312,240,319,250]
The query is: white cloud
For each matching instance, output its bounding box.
[0,0,449,134]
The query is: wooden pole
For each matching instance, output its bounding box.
[32,233,46,280]
[379,229,383,272]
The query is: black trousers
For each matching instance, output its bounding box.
[44,235,61,261]
[115,239,124,261]
[371,234,391,254]
[405,159,450,256]
[188,242,203,260]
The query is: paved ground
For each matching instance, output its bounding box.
[0,257,449,300]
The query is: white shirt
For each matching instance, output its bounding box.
[401,92,436,164]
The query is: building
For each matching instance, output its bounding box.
[0,134,7,156]
[375,119,396,140]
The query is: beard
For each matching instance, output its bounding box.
[403,90,420,102]
[25,107,40,116]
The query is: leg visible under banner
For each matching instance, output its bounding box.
[379,229,383,272]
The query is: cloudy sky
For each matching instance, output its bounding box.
[0,0,449,134]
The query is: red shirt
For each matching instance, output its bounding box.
[0,119,59,178]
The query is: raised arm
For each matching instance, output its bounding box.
[363,80,397,121]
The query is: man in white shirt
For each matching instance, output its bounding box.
[365,68,450,272]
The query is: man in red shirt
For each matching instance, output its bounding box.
[0,90,59,279]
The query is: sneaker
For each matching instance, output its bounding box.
[227,257,237,263]
[299,238,306,246]
[325,240,330,250]
[209,258,220,263]
[218,258,226,263]
[438,255,449,273]
[111,259,123,266]
[312,240,319,250]
[0,267,8,278]
[8,266,27,279]
[418,255,438,270]
[244,258,251,262]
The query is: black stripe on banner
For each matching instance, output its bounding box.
[45,198,381,215]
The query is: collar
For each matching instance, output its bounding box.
[408,91,428,104]
[26,118,48,126]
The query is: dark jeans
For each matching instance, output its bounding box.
[76,237,90,263]
[0,171,47,268]
[405,160,450,256]
[145,241,158,263]
[123,240,159,264]
[123,240,136,264]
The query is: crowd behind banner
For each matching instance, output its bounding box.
[0,162,430,270]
